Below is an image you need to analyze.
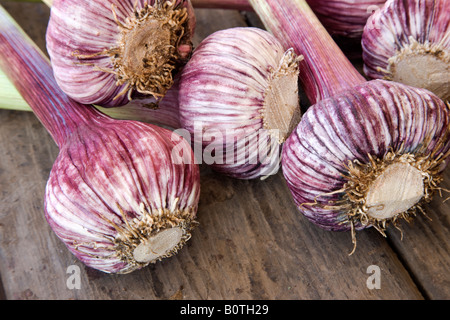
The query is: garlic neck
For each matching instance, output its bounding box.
[365,162,424,220]
[133,227,184,263]
[262,49,302,143]
[387,39,450,101]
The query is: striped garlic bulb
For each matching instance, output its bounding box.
[282,80,450,251]
[46,0,196,107]
[45,119,200,274]
[362,0,450,101]
[178,27,302,179]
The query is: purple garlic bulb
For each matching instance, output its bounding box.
[46,0,196,107]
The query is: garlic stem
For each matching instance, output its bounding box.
[0,70,31,112]
[0,66,181,129]
[0,8,95,147]
[248,0,366,104]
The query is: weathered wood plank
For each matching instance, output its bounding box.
[0,1,446,300]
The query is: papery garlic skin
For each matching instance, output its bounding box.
[362,0,450,101]
[282,80,450,233]
[45,119,200,274]
[179,27,301,179]
[46,0,195,107]
[306,0,386,38]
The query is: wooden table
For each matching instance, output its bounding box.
[0,1,449,300]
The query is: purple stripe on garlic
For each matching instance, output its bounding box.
[179,27,302,179]
[362,0,450,101]
[46,0,196,107]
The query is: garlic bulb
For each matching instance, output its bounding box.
[282,80,450,249]
[362,0,450,101]
[0,7,200,274]
[178,27,302,179]
[45,119,200,273]
[46,0,196,107]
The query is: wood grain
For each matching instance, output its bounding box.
[0,1,448,300]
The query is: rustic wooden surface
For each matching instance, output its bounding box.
[0,1,449,300]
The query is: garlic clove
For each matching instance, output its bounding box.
[179,27,302,179]
[46,0,196,107]
[362,0,450,101]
